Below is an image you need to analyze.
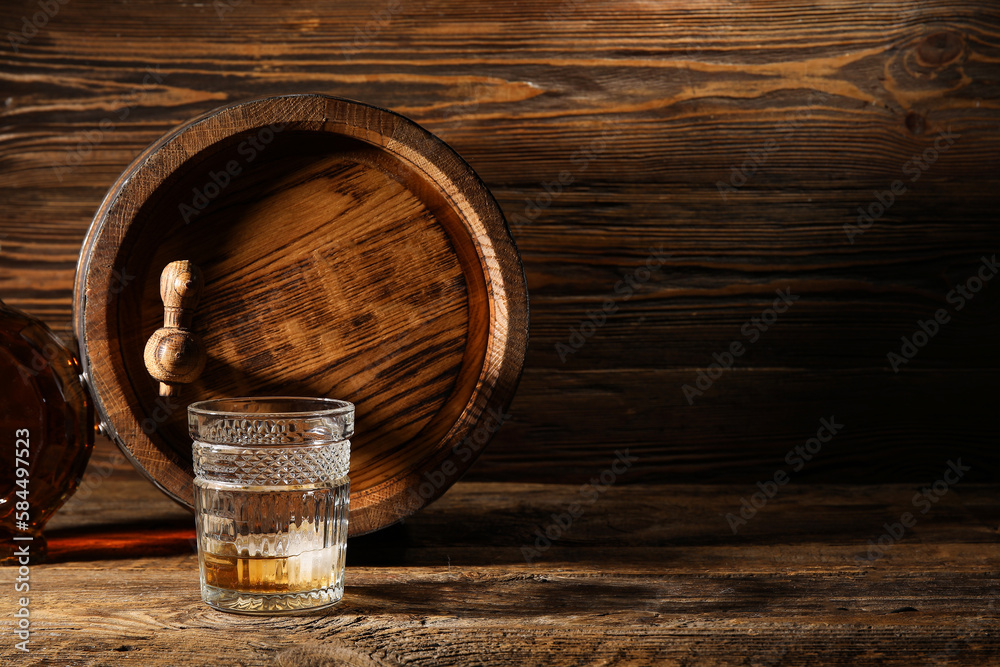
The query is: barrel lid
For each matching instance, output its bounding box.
[73,94,528,536]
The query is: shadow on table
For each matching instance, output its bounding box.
[345,501,925,569]
[339,578,666,617]
[334,573,814,618]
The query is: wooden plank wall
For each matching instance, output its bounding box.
[1,0,998,483]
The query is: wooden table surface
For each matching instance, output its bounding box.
[1,439,998,666]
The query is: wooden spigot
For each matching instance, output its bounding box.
[143,260,206,397]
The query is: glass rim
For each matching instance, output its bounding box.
[187,396,354,419]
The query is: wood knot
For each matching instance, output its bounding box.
[904,111,926,136]
[890,27,968,93]
[916,30,964,68]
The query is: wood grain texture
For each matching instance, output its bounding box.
[0,439,997,666]
[1,0,999,483]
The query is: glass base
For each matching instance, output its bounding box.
[201,582,344,615]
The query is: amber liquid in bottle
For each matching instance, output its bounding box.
[0,300,93,565]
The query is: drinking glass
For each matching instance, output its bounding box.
[188,397,353,614]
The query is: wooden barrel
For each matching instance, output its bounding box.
[73,94,528,536]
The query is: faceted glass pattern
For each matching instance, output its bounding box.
[189,397,353,615]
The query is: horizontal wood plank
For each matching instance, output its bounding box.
[482,367,1000,484]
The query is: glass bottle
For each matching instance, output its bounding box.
[0,298,94,565]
